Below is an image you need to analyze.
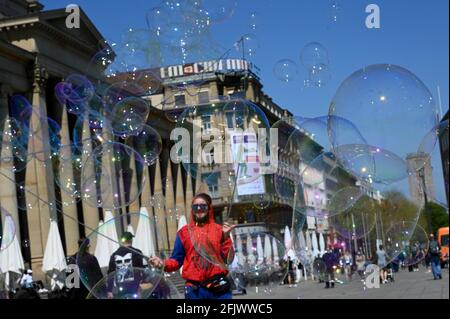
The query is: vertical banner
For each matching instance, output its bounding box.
[229,131,265,196]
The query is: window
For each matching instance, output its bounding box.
[208,184,219,198]
[198,91,209,104]
[202,172,220,198]
[174,94,186,107]
[202,115,211,132]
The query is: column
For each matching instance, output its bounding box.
[58,105,79,255]
[0,85,21,240]
[128,148,141,231]
[153,158,168,251]
[165,161,177,249]
[80,114,100,236]
[25,61,57,278]
[175,163,186,223]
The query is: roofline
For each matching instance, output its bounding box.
[0,7,108,50]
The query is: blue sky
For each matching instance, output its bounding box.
[41,0,449,204]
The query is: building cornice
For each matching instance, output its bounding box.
[0,8,108,54]
[0,39,34,61]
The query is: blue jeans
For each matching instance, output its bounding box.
[431,257,442,279]
[185,285,232,300]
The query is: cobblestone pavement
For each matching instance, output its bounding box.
[235,268,449,299]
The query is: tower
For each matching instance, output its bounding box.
[406,152,436,206]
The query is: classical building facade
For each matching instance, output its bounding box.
[0,1,190,280]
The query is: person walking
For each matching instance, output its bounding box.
[322,246,339,289]
[428,234,442,280]
[342,250,353,280]
[355,251,366,279]
[376,245,388,284]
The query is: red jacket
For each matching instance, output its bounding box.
[163,201,234,283]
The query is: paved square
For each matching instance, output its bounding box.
[235,268,449,299]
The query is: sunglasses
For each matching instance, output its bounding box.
[192,204,209,212]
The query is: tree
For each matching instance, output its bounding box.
[418,202,449,236]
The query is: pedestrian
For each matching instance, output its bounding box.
[67,238,104,299]
[20,269,33,289]
[287,256,297,287]
[342,250,353,280]
[355,251,366,279]
[322,246,339,288]
[376,245,388,284]
[149,193,235,299]
[107,231,145,298]
[428,234,442,280]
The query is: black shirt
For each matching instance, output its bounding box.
[107,246,144,297]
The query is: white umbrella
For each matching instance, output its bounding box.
[284,226,292,250]
[256,235,264,265]
[246,234,255,266]
[319,232,326,256]
[177,215,187,231]
[236,234,245,266]
[284,226,297,261]
[133,207,156,267]
[305,230,312,252]
[0,215,24,291]
[298,230,306,251]
[42,220,68,291]
[272,237,279,264]
[264,235,272,265]
[94,211,119,271]
[311,231,319,258]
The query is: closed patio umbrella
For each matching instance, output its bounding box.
[0,214,24,291]
[42,220,68,291]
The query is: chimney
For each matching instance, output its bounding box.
[27,0,44,13]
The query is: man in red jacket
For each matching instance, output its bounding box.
[149,193,235,299]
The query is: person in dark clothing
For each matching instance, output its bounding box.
[428,234,442,280]
[67,238,103,299]
[107,231,145,298]
[287,256,296,287]
[322,246,338,288]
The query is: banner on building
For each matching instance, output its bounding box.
[228,131,265,196]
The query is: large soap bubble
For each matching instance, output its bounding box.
[229,231,287,295]
[385,221,429,267]
[81,141,145,210]
[274,59,299,83]
[77,212,167,298]
[329,64,439,184]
